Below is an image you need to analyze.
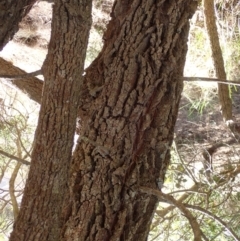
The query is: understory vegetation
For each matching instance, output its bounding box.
[1,0,240,240]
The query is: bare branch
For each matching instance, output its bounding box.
[173,141,198,183]
[0,57,43,104]
[201,232,210,241]
[0,69,42,79]
[155,183,198,218]
[0,149,30,165]
[139,186,203,241]
[184,76,240,86]
[185,204,240,241]
[15,124,32,158]
[0,159,11,182]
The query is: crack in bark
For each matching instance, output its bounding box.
[63,1,198,240]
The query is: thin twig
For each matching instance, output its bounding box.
[1,70,239,87]
[139,186,203,241]
[1,69,239,87]
[183,76,240,86]
[185,204,240,241]
[155,183,198,218]
[173,141,197,183]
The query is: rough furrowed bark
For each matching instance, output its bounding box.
[0,0,36,50]
[9,1,92,241]
[0,57,43,104]
[63,1,197,240]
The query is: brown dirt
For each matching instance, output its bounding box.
[175,85,240,182]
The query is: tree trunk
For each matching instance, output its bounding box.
[63,1,197,240]
[0,0,37,50]
[9,1,92,241]
[203,0,232,121]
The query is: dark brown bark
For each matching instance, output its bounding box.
[0,0,36,50]
[0,57,42,104]
[203,0,232,121]
[9,1,92,241]
[63,0,197,240]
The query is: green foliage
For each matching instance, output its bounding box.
[181,82,218,118]
[0,203,13,238]
[187,97,211,116]
[0,86,39,239]
[223,38,240,81]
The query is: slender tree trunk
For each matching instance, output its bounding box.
[9,162,22,220]
[63,1,197,240]
[9,1,92,241]
[203,0,232,121]
[0,0,36,50]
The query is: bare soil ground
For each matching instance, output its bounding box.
[175,87,240,185]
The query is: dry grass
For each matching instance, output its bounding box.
[14,1,52,48]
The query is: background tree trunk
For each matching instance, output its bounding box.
[203,0,232,121]
[0,0,36,50]
[63,1,197,240]
[9,1,92,241]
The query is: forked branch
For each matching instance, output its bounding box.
[185,204,240,241]
[139,186,203,241]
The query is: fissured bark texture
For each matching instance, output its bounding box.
[63,0,197,240]
[0,0,36,50]
[9,1,92,241]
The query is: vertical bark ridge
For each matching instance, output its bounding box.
[64,0,197,241]
[9,1,92,241]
